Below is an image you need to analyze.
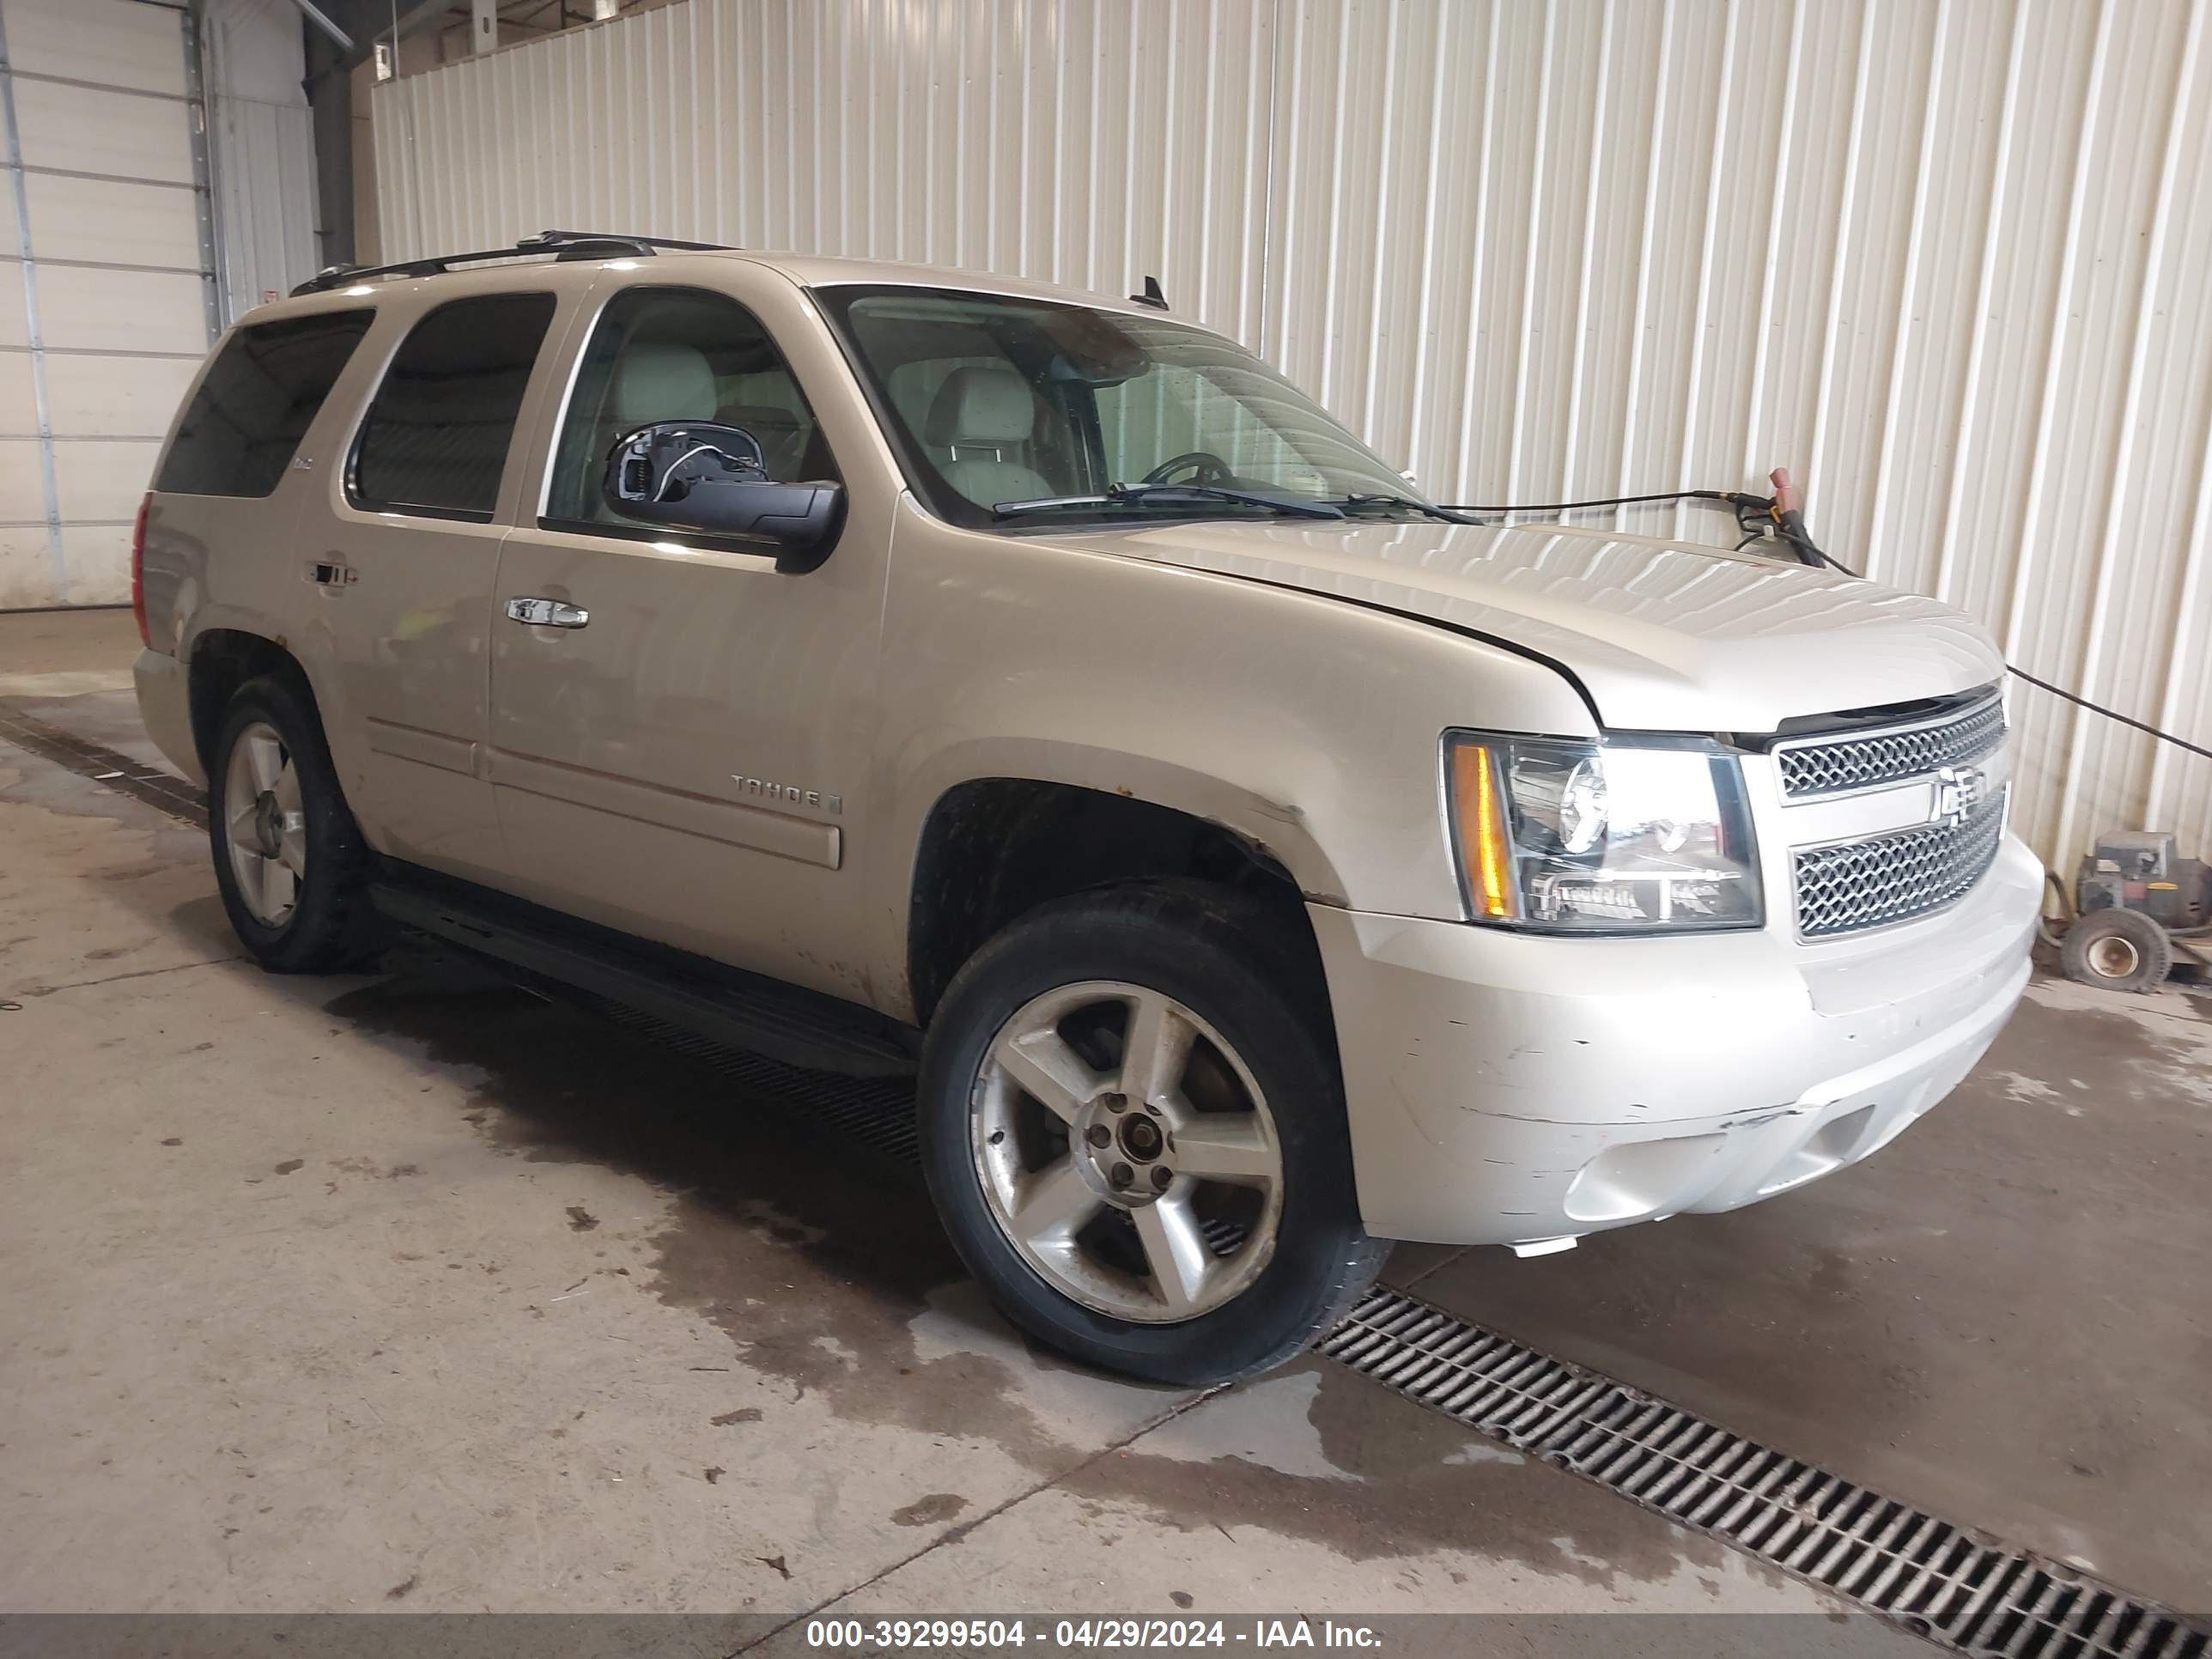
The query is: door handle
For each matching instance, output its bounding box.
[306,557,356,587]
[506,596,590,629]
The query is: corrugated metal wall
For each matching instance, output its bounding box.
[370,0,2212,870]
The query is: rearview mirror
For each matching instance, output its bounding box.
[602,421,843,573]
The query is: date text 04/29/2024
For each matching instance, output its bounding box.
[804,1619,1383,1650]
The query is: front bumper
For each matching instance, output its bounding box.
[1311,833,2041,1245]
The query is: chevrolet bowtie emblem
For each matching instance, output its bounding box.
[1930,764,1984,830]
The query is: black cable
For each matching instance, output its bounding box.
[1437,489,1741,515]
[1783,542,2212,763]
[1443,489,1826,568]
[2003,665,2212,763]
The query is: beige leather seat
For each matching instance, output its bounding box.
[925,365,1051,507]
[611,342,718,432]
[582,343,720,520]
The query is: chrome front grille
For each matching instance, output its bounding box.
[1776,695,2006,799]
[1793,787,2008,939]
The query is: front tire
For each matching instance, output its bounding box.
[208,674,379,974]
[917,882,1386,1385]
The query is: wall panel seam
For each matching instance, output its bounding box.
[2051,0,2203,860]
[1999,0,2114,665]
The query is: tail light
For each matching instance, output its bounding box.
[130,493,151,647]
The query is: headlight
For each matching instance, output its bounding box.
[1445,732,1761,933]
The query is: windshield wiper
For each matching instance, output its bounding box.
[993,483,1346,521]
[1331,493,1474,524]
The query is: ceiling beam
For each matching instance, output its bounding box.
[288,0,355,52]
[306,0,460,69]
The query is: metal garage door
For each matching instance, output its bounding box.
[0,0,214,611]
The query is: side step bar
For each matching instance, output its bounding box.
[369,866,921,1079]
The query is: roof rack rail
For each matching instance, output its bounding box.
[289,228,735,297]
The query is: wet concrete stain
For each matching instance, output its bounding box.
[1966,993,2209,1105]
[329,1157,422,1181]
[0,754,208,879]
[1806,1249,1852,1301]
[565,1206,600,1232]
[1071,1360,1738,1589]
[890,1492,969,1527]
[309,957,1789,1592]
[273,1159,303,1176]
[321,963,1127,1477]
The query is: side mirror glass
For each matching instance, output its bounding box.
[602,421,844,573]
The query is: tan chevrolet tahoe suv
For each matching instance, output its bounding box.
[131,231,2040,1384]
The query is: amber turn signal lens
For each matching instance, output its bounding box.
[1449,740,1516,921]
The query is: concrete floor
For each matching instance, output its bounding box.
[1,609,2204,1631]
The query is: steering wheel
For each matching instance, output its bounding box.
[1140,451,1236,488]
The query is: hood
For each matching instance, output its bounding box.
[1059,517,2002,733]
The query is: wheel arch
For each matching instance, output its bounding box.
[896,744,1349,1026]
[184,625,326,781]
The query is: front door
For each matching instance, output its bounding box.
[307,289,566,885]
[485,276,889,1005]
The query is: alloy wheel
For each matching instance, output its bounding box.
[222,720,307,927]
[970,980,1285,1323]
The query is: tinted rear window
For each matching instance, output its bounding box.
[155,310,374,498]
[350,292,558,520]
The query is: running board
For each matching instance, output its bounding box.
[369,866,921,1079]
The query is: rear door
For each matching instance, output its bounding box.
[485,270,890,1004]
[306,288,568,884]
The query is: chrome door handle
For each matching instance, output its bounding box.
[506,597,589,629]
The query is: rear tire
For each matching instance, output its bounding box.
[2059,907,2172,994]
[208,674,380,974]
[917,881,1386,1386]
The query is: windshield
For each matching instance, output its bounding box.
[817,285,1437,527]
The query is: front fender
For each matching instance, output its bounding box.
[860,503,1598,1010]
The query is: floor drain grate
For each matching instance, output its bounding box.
[0,701,206,828]
[1323,1289,2207,1659]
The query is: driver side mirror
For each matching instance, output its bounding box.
[602,421,844,574]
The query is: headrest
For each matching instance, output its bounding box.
[925,365,1036,446]
[611,343,718,428]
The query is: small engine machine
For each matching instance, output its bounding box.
[2058,830,2212,993]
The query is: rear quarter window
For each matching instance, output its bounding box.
[154,310,375,498]
[349,292,559,521]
